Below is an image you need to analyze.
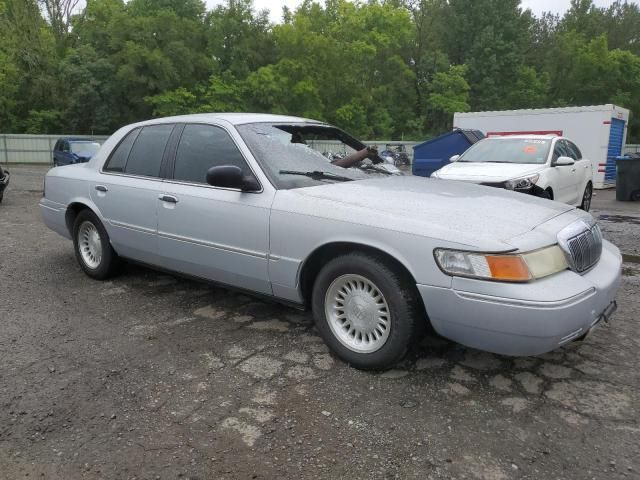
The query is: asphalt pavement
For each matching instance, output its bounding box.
[1,165,638,479]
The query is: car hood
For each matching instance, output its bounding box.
[275,175,575,251]
[435,161,543,182]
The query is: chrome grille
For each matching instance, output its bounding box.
[560,222,603,273]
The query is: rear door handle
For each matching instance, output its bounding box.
[159,194,178,204]
[95,185,108,192]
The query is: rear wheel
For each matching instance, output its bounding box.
[72,209,120,279]
[311,252,422,370]
[580,182,593,211]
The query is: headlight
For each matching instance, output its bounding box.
[431,171,439,178]
[434,245,568,282]
[505,174,539,190]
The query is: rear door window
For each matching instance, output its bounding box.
[103,128,140,173]
[173,124,250,184]
[124,124,174,177]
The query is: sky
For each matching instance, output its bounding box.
[205,0,639,22]
[521,0,637,16]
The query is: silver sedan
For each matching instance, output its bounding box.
[40,114,622,369]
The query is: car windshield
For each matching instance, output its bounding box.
[70,142,100,156]
[237,123,370,189]
[458,138,551,165]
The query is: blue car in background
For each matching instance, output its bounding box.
[53,138,101,166]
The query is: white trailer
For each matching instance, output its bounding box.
[453,105,630,189]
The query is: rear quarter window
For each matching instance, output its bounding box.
[103,128,140,173]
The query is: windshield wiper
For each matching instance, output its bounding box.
[279,170,354,182]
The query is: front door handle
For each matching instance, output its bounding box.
[159,194,178,204]
[95,185,108,192]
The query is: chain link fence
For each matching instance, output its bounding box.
[0,134,109,165]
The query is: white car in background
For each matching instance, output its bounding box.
[431,135,594,211]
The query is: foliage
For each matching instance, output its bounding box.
[1,0,640,141]
[427,65,470,132]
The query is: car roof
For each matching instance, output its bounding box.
[133,112,326,127]
[485,134,560,140]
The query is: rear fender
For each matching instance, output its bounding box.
[65,195,108,236]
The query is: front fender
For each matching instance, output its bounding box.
[268,210,456,303]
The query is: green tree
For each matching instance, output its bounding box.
[504,66,550,109]
[0,51,20,129]
[2,0,640,142]
[1,0,61,132]
[441,0,534,110]
[207,0,275,79]
[59,45,118,133]
[426,65,470,133]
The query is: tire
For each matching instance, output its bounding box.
[580,182,593,211]
[72,209,120,280]
[311,252,423,370]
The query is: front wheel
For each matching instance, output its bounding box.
[311,252,423,370]
[72,209,120,279]
[580,182,592,211]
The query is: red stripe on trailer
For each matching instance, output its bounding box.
[486,130,563,137]
[603,121,611,125]
[598,163,607,166]
[598,169,606,173]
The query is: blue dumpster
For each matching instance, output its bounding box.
[412,129,484,177]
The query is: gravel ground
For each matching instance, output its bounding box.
[1,166,639,480]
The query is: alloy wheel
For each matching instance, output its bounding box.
[325,274,391,353]
[78,220,103,269]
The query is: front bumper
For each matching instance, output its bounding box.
[480,181,547,198]
[417,239,622,356]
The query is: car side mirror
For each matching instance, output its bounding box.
[554,156,575,166]
[449,155,460,162]
[206,165,260,191]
